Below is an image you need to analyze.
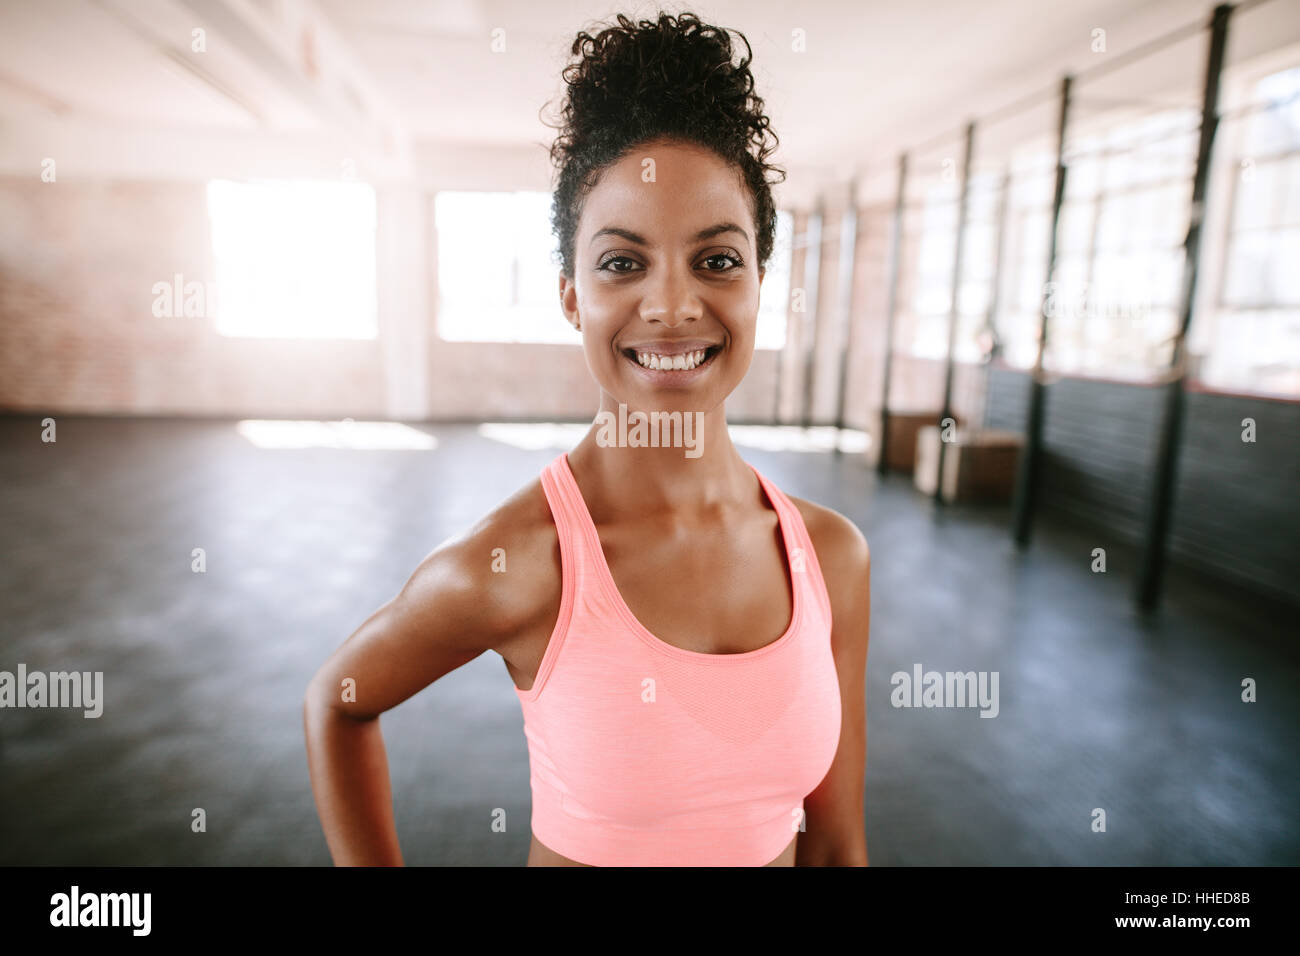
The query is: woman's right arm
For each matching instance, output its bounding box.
[302,531,510,866]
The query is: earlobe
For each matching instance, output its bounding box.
[558,274,580,331]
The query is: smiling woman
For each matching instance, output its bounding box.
[304,9,871,869]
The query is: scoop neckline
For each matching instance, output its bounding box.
[556,452,803,663]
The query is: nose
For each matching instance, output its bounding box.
[638,262,701,328]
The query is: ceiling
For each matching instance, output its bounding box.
[313,0,1227,175]
[0,0,1284,191]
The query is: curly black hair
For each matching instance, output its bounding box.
[544,10,786,280]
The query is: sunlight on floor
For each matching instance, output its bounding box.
[729,425,870,454]
[235,420,437,450]
[476,422,591,450]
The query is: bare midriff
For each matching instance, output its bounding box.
[525,832,797,866]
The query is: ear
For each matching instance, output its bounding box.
[559,273,580,332]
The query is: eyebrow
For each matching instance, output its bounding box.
[589,222,751,248]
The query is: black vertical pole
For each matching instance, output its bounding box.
[936,122,976,502]
[1137,4,1231,610]
[801,198,825,428]
[877,154,908,474]
[834,179,861,446]
[1012,75,1072,546]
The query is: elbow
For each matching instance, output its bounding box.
[302,671,332,726]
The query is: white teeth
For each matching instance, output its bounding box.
[633,348,710,371]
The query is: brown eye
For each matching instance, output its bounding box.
[701,253,743,271]
[598,255,640,273]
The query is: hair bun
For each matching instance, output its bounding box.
[544,11,785,278]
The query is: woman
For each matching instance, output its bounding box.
[304,10,870,867]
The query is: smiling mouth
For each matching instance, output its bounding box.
[621,345,722,372]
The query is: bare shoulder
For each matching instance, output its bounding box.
[786,494,870,581]
[403,471,560,655]
[305,468,560,718]
[783,494,870,672]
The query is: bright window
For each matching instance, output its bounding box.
[756,209,793,350]
[206,180,377,339]
[993,152,1056,369]
[434,191,574,345]
[889,163,1009,365]
[907,183,960,359]
[1199,65,1300,395]
[1042,107,1198,378]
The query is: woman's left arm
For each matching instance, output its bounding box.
[794,503,871,866]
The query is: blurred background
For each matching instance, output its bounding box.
[0,0,1297,866]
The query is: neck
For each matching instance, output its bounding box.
[567,393,751,516]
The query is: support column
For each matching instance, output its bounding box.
[800,198,825,428]
[377,185,431,421]
[1137,4,1232,609]
[833,179,861,446]
[936,122,976,502]
[1012,75,1072,545]
[876,154,908,474]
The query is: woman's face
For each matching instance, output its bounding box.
[560,137,764,416]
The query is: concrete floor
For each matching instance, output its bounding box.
[1,414,1296,865]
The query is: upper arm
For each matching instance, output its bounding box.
[304,485,554,720]
[795,500,871,865]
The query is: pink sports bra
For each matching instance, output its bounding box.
[514,452,842,866]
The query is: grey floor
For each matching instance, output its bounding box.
[1,414,1296,865]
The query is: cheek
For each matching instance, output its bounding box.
[720,290,760,344]
[576,281,626,330]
